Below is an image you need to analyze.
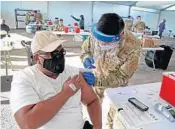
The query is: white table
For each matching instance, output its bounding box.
[104,82,175,129]
[142,47,164,51]
[0,33,32,78]
[0,30,7,35]
[143,35,160,39]
[0,45,13,78]
[51,31,91,48]
[8,33,32,49]
[51,31,91,36]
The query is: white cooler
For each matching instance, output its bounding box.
[26,25,37,33]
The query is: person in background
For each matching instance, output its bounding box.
[54,17,59,25]
[54,19,64,31]
[25,12,31,25]
[36,18,42,31]
[32,10,38,22]
[0,19,10,34]
[158,19,166,38]
[133,16,146,33]
[71,15,85,30]
[124,15,133,31]
[10,31,102,129]
[80,13,142,129]
[36,10,43,24]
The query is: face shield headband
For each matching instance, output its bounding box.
[91,24,121,43]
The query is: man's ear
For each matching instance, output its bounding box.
[33,55,39,64]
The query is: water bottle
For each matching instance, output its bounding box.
[3,35,11,48]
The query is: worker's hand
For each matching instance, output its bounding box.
[62,75,82,97]
[81,72,95,86]
[83,57,96,69]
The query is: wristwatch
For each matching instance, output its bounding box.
[69,83,77,91]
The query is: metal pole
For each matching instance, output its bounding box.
[47,1,49,19]
[5,51,8,80]
[91,1,94,25]
[128,6,131,16]
[157,11,161,29]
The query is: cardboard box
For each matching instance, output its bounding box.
[142,38,155,48]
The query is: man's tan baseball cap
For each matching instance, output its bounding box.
[31,31,65,54]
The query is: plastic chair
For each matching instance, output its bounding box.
[21,40,35,66]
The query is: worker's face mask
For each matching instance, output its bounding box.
[99,41,120,50]
[59,21,63,25]
[39,49,66,75]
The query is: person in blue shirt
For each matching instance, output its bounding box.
[158,19,166,38]
[71,15,87,41]
[71,15,85,30]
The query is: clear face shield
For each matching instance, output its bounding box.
[91,24,122,50]
[91,24,124,76]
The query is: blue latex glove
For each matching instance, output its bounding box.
[82,72,95,86]
[83,58,96,69]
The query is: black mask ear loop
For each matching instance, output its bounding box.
[37,55,45,67]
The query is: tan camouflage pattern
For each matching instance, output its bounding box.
[54,25,64,31]
[81,29,142,129]
[133,21,146,33]
[81,29,142,90]
[36,12,43,23]
[25,13,30,23]
[124,19,133,31]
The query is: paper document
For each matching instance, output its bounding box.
[117,102,161,129]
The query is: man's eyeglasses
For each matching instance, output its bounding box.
[51,49,66,58]
[37,48,66,59]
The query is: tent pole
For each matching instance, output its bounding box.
[91,1,94,25]
[157,11,161,29]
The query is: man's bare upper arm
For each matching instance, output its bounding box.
[81,84,97,106]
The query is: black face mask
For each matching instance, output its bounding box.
[41,49,65,75]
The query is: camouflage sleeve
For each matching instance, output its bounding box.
[80,36,94,62]
[120,38,142,81]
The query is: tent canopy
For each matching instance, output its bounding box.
[100,1,175,11]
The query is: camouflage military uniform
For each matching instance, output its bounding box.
[36,12,43,23]
[133,21,146,33]
[124,19,133,31]
[80,29,142,129]
[54,25,64,31]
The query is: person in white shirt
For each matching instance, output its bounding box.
[10,31,102,129]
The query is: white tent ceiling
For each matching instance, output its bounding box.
[100,1,175,11]
[136,1,175,10]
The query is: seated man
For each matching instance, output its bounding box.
[54,19,64,31]
[10,31,102,129]
[1,19,10,34]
